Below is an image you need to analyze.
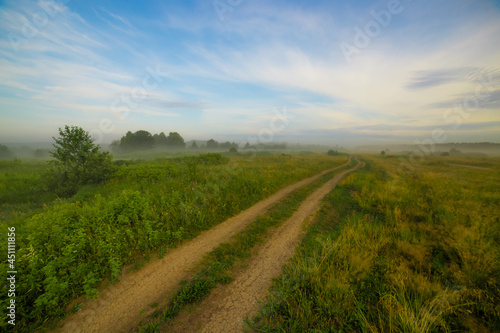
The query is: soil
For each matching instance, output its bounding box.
[448,163,493,171]
[53,160,351,333]
[164,161,361,333]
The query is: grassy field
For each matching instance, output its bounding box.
[138,158,356,332]
[0,152,347,332]
[249,155,500,332]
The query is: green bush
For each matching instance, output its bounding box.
[44,126,116,196]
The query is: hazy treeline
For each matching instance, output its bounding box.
[109,130,186,153]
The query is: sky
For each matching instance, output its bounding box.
[0,0,499,147]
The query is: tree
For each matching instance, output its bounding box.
[166,132,185,148]
[0,144,14,160]
[45,125,115,196]
[153,132,168,148]
[119,130,154,151]
[381,150,386,156]
[327,149,339,156]
[207,139,219,149]
[33,148,49,158]
[109,140,121,154]
[191,141,198,149]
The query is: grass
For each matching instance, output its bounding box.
[0,152,347,332]
[0,160,53,224]
[137,159,356,332]
[249,155,500,332]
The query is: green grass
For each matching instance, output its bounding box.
[249,155,500,332]
[0,153,347,332]
[0,160,53,224]
[137,160,356,332]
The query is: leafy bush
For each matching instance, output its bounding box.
[0,154,348,331]
[44,126,116,196]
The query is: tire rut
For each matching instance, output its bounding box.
[53,159,351,333]
[165,160,361,333]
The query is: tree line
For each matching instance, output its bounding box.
[109,130,186,153]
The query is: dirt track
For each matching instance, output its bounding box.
[54,159,351,333]
[166,160,361,333]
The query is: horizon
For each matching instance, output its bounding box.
[1,0,500,146]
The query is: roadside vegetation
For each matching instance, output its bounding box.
[0,146,346,331]
[249,155,500,332]
[137,159,356,332]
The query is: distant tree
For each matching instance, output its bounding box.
[207,139,219,149]
[191,141,198,149]
[229,147,238,153]
[33,148,49,158]
[109,140,121,154]
[119,130,154,151]
[166,132,186,148]
[381,150,386,156]
[134,130,154,149]
[327,149,339,156]
[45,125,115,196]
[153,132,168,148]
[0,144,14,160]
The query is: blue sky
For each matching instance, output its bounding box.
[0,0,499,146]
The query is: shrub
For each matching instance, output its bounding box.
[44,126,116,196]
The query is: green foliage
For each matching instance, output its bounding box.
[327,149,339,156]
[141,164,352,330]
[0,153,348,331]
[153,132,168,147]
[206,139,219,149]
[44,125,115,197]
[250,156,500,332]
[120,130,155,151]
[0,160,53,224]
[165,132,185,148]
[0,143,14,160]
[117,131,186,151]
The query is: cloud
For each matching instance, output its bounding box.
[98,6,132,28]
[405,67,477,90]
[148,99,206,109]
[1,0,500,144]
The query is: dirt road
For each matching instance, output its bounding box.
[166,160,361,333]
[54,159,351,333]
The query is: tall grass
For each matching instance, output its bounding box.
[249,155,500,332]
[0,153,346,332]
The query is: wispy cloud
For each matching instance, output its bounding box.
[0,0,499,144]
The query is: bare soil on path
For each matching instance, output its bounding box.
[165,161,361,333]
[448,163,494,171]
[54,159,351,333]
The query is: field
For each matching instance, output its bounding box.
[1,152,499,332]
[249,155,500,332]
[0,152,347,332]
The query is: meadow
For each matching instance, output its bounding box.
[0,152,347,332]
[249,155,500,332]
